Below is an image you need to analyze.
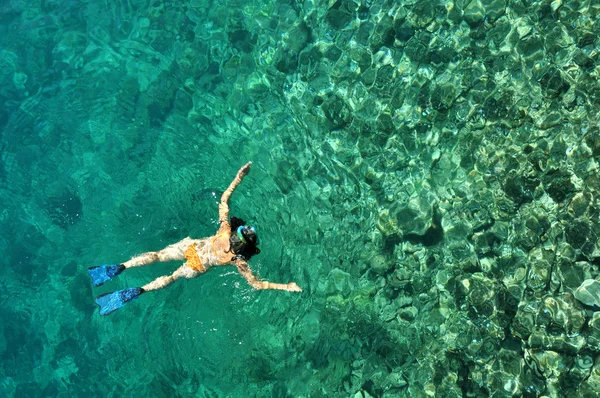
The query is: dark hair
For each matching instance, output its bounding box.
[228,217,260,261]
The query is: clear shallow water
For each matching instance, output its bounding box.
[2,0,600,397]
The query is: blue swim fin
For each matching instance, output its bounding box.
[95,287,144,316]
[88,264,125,287]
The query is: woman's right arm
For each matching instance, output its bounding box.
[234,259,302,292]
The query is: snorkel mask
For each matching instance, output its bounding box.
[237,225,258,245]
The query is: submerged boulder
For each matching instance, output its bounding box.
[574,279,600,308]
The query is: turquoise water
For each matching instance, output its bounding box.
[2,0,600,396]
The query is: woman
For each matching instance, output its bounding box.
[88,162,302,315]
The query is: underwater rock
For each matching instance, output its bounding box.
[528,326,586,354]
[503,170,536,205]
[442,215,472,243]
[481,0,506,21]
[574,279,600,308]
[173,89,193,114]
[395,295,413,308]
[349,47,372,71]
[568,192,591,218]
[0,0,25,18]
[322,94,353,130]
[47,189,83,229]
[511,293,540,340]
[536,112,563,130]
[380,304,397,322]
[323,268,354,296]
[373,65,396,91]
[552,259,591,292]
[407,2,435,28]
[565,219,596,256]
[398,306,417,322]
[535,294,585,335]
[526,248,552,293]
[390,192,435,237]
[325,0,356,30]
[464,0,485,26]
[461,273,495,316]
[584,128,600,157]
[484,349,524,396]
[12,72,27,92]
[438,290,456,319]
[447,240,478,271]
[579,356,600,395]
[524,349,567,392]
[511,291,587,353]
[376,209,397,237]
[503,267,527,300]
[586,312,600,349]
[369,253,392,275]
[384,371,407,391]
[568,354,594,385]
[246,72,271,100]
[543,171,576,203]
[378,188,439,241]
[298,310,321,346]
[540,67,570,98]
[0,50,18,93]
[388,267,412,289]
[404,34,431,64]
[228,28,256,53]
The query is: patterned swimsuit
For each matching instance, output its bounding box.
[184,233,231,272]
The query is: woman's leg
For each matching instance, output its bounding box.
[142,263,200,291]
[124,237,196,268]
[94,264,200,315]
[89,237,197,288]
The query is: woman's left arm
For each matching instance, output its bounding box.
[218,162,252,232]
[234,259,302,292]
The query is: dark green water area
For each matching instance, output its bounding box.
[2,0,600,396]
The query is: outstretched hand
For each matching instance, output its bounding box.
[238,161,252,177]
[286,282,302,292]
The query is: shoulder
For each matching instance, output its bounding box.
[217,222,231,235]
[233,258,248,269]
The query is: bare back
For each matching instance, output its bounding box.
[183,230,234,272]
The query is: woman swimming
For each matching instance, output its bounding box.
[88,162,302,315]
